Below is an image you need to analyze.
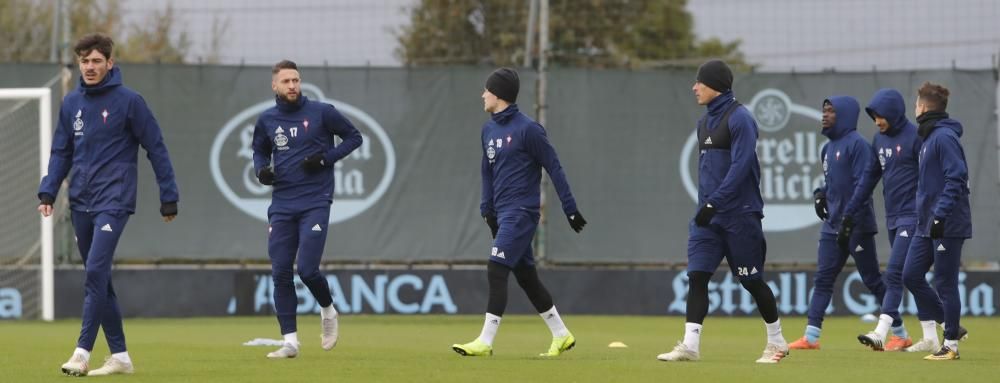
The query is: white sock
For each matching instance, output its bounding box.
[921,320,939,344]
[765,319,786,347]
[944,339,958,351]
[111,351,131,364]
[73,348,91,362]
[478,313,502,346]
[540,306,570,337]
[321,304,338,319]
[683,323,702,352]
[283,332,299,348]
[874,314,893,339]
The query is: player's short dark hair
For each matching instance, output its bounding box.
[272,60,298,74]
[918,81,949,112]
[74,33,114,59]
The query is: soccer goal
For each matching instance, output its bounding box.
[0,88,54,321]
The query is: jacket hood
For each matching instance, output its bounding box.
[934,117,964,138]
[865,88,909,136]
[822,96,860,140]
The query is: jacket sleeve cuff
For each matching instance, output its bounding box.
[38,193,55,205]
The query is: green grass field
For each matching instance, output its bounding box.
[2,315,994,382]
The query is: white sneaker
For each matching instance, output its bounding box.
[266,342,299,359]
[321,314,339,350]
[657,342,700,362]
[756,343,789,364]
[906,338,939,352]
[88,356,134,376]
[60,353,89,377]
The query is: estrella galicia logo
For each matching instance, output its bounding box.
[210,83,396,224]
[680,89,826,232]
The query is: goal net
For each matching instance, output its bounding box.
[0,88,54,321]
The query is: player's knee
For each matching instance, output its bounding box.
[271,268,294,284]
[487,261,510,285]
[884,271,903,285]
[687,271,712,288]
[297,268,322,282]
[932,275,957,292]
[861,273,883,289]
[739,277,767,292]
[512,266,539,287]
[902,270,925,289]
[84,268,109,284]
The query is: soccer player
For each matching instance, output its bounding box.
[38,33,179,376]
[252,60,363,359]
[846,89,921,351]
[788,96,886,350]
[656,60,788,364]
[901,82,971,360]
[452,67,587,357]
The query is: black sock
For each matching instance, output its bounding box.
[686,271,712,324]
[486,262,511,316]
[741,278,779,323]
[512,264,554,313]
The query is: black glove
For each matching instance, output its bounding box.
[483,212,499,238]
[160,201,178,217]
[567,211,587,233]
[814,192,829,221]
[257,167,275,185]
[837,215,854,252]
[302,154,327,173]
[930,217,945,239]
[694,203,716,227]
[39,193,55,206]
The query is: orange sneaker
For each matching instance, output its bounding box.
[884,336,913,351]
[788,336,820,350]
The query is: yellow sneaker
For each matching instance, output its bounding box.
[539,333,576,357]
[452,339,493,356]
[924,345,960,361]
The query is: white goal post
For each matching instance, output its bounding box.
[0,88,54,321]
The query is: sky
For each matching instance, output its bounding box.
[121,0,1000,71]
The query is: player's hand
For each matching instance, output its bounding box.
[160,201,178,223]
[38,193,55,217]
[837,215,854,252]
[257,167,275,185]
[302,154,327,173]
[483,212,499,238]
[567,211,587,233]
[930,217,945,239]
[813,192,829,221]
[694,203,716,227]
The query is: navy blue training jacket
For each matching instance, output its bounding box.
[915,117,972,238]
[252,95,363,213]
[695,90,763,218]
[816,96,877,235]
[38,67,178,213]
[844,89,921,230]
[480,104,577,216]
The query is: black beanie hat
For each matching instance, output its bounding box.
[696,59,733,93]
[486,68,519,103]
